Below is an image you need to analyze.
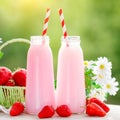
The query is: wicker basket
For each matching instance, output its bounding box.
[0,86,25,108]
[0,38,30,108]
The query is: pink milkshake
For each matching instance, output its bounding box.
[25,36,55,115]
[56,36,86,113]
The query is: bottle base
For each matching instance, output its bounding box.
[25,108,39,115]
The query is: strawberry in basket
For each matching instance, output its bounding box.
[12,68,26,87]
[5,79,15,86]
[0,67,12,85]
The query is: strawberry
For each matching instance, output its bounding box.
[56,105,72,117]
[86,98,89,105]
[0,67,12,85]
[10,102,24,116]
[86,102,106,117]
[12,68,26,86]
[87,97,110,113]
[5,79,15,86]
[38,105,55,118]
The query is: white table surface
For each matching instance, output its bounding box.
[0,104,120,120]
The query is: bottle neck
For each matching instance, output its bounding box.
[61,36,80,47]
[30,36,49,45]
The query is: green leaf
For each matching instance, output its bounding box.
[86,79,92,86]
[85,69,92,75]
[0,51,4,59]
[86,88,91,98]
[95,84,102,89]
[105,93,109,99]
[91,81,102,89]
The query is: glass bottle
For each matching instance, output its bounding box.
[25,36,55,115]
[56,36,86,113]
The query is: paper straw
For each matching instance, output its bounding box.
[59,8,68,39]
[42,8,51,36]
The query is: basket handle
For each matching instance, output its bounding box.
[0,38,30,59]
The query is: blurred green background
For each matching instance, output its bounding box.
[0,0,120,104]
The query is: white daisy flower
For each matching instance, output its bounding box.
[103,77,119,96]
[93,57,112,76]
[84,61,89,68]
[89,88,107,101]
[92,73,111,85]
[84,60,95,69]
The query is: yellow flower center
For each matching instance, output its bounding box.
[84,61,89,67]
[106,84,111,89]
[99,74,104,79]
[99,64,105,70]
[94,94,97,97]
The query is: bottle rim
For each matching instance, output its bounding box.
[31,36,49,41]
[30,36,49,44]
[61,36,80,39]
[61,36,80,43]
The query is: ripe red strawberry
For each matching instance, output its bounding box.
[56,105,72,117]
[86,102,106,117]
[38,105,55,118]
[87,97,110,113]
[0,67,12,85]
[10,102,24,116]
[5,79,15,86]
[12,68,26,86]
[86,98,89,105]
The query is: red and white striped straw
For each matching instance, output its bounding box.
[42,8,51,36]
[59,8,68,39]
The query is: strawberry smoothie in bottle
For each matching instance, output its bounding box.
[25,36,55,115]
[56,36,86,114]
